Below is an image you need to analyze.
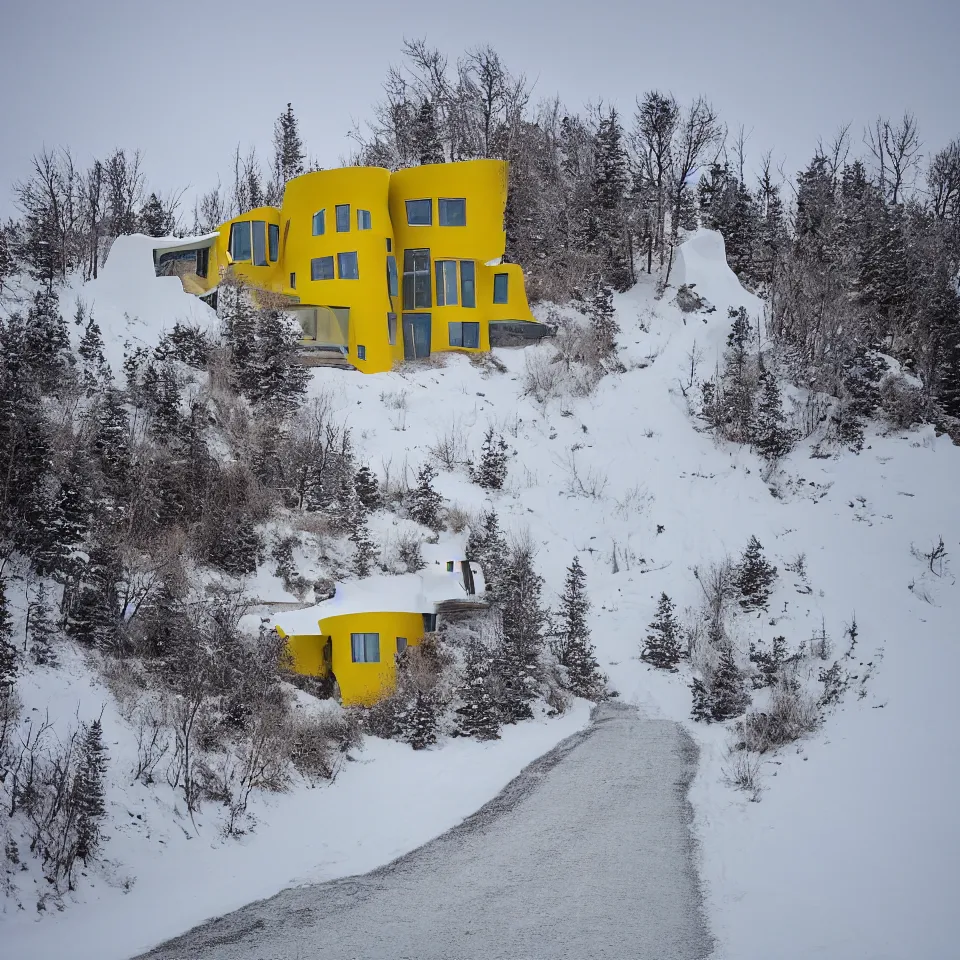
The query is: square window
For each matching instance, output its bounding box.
[351,632,380,663]
[357,209,372,230]
[312,209,326,235]
[448,321,463,347]
[338,251,359,279]
[406,199,432,226]
[229,221,251,261]
[387,312,397,346]
[439,198,466,226]
[357,344,366,360]
[252,220,267,266]
[396,637,408,655]
[493,272,509,304]
[311,256,334,280]
[460,260,475,308]
[268,223,279,262]
[387,256,398,297]
[336,204,350,232]
[462,322,480,349]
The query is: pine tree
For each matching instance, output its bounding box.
[706,647,751,721]
[496,544,547,721]
[73,718,108,864]
[272,103,306,190]
[454,634,501,740]
[753,368,793,460]
[349,512,377,578]
[76,305,111,391]
[467,509,507,599]
[396,689,439,749]
[589,108,632,290]
[553,557,604,698]
[150,362,186,445]
[247,309,309,417]
[27,582,58,666]
[0,573,19,694]
[408,463,443,529]
[90,386,132,500]
[939,330,960,419]
[588,281,621,362]
[354,464,382,512]
[67,529,123,648]
[736,536,777,611]
[471,428,509,490]
[221,285,259,394]
[642,592,682,670]
[748,635,787,689]
[139,193,174,237]
[412,99,445,165]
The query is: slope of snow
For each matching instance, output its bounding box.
[4,228,958,959]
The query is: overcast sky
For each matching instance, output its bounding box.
[1,0,957,221]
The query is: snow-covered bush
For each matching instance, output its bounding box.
[878,372,925,429]
[735,684,819,753]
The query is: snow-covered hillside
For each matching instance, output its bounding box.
[3,231,959,960]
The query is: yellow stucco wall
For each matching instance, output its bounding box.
[276,611,426,707]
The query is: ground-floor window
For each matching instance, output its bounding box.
[448,321,480,348]
[396,637,407,654]
[351,633,380,663]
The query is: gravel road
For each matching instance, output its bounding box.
[137,702,712,960]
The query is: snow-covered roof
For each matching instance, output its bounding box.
[150,232,220,252]
[272,558,484,636]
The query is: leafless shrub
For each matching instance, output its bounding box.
[911,536,949,577]
[381,454,412,506]
[286,709,361,782]
[878,373,925,429]
[523,348,566,403]
[693,556,737,634]
[132,699,170,785]
[560,448,608,499]
[446,503,473,534]
[736,685,820,754]
[722,748,763,801]
[428,420,470,470]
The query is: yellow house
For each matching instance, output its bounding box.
[154,160,546,373]
[272,557,485,706]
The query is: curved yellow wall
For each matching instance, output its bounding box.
[218,206,284,295]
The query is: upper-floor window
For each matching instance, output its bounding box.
[406,199,432,226]
[439,198,466,226]
[387,255,398,297]
[403,248,431,309]
[311,256,334,280]
[336,204,351,232]
[460,260,476,308]
[338,251,359,279]
[357,209,372,230]
[351,632,380,663]
[312,209,326,235]
[196,246,209,279]
[229,221,251,261]
[436,260,458,307]
[493,272,509,304]
[252,220,268,266]
[268,223,279,262]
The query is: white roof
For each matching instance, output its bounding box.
[150,232,220,252]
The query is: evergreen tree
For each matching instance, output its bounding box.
[76,305,111,391]
[466,509,507,598]
[396,689,439,749]
[0,573,18,694]
[736,536,777,611]
[27,582,58,666]
[454,633,501,740]
[753,368,793,460]
[412,99,445,165]
[139,193,174,237]
[150,362,186,445]
[642,592,682,670]
[89,386,132,500]
[408,463,443,529]
[247,309,309,416]
[73,718,108,864]
[354,464,382,512]
[588,108,632,290]
[67,529,123,648]
[939,329,960,419]
[272,103,306,189]
[706,647,751,721]
[349,511,377,578]
[471,428,509,490]
[553,557,604,698]
[221,285,259,394]
[496,543,547,721]
[588,281,621,362]
[748,635,788,689]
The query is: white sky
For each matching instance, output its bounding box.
[1,0,957,220]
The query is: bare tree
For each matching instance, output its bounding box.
[865,113,922,204]
[928,138,960,221]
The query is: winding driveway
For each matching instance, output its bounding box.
[137,703,712,960]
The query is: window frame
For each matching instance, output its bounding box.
[438,197,467,227]
[405,198,432,226]
[312,209,326,236]
[357,209,372,231]
[493,272,509,304]
[310,256,335,281]
[350,632,381,663]
[252,220,268,266]
[460,260,476,308]
[337,251,359,280]
[336,204,351,233]
[435,260,458,307]
[268,223,279,262]
[229,221,252,262]
[402,248,432,309]
[396,637,408,655]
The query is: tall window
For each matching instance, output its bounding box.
[435,261,458,306]
[338,251,359,279]
[449,321,480,348]
[196,246,209,279]
[387,312,397,345]
[438,198,466,226]
[311,256,334,280]
[493,272,509,303]
[290,272,296,289]
[403,248,431,309]
[268,223,279,262]
[351,633,380,663]
[357,345,366,360]
[336,204,351,232]
[460,260,476,307]
[312,210,326,235]
[387,255,398,297]
[396,637,408,654]
[406,199,432,226]
[357,209,372,230]
[252,220,267,266]
[229,221,251,261]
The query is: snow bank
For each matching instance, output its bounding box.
[673,228,761,314]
